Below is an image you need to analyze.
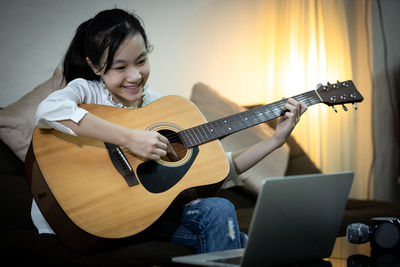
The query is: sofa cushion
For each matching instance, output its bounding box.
[0,68,64,162]
[190,83,290,194]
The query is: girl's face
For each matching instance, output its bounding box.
[91,33,150,107]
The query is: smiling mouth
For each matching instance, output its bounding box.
[122,82,142,92]
[123,86,140,91]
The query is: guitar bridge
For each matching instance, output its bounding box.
[104,142,139,187]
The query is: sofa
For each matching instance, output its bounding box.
[1,70,399,265]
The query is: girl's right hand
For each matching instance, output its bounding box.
[57,114,177,161]
[124,130,175,160]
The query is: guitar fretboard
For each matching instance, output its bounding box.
[179,90,321,148]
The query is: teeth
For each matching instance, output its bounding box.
[124,81,141,89]
[123,86,140,90]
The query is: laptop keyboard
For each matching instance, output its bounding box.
[211,256,242,265]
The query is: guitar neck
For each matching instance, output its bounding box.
[179,90,322,148]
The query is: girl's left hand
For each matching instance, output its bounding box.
[273,98,307,146]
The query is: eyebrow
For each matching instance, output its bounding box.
[112,52,148,64]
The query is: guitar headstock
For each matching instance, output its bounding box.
[316,80,363,111]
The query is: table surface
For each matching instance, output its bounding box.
[171,237,399,266]
[325,237,370,266]
[324,237,399,267]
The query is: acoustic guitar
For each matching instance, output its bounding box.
[26,80,363,251]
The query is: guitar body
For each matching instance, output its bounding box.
[29,95,229,248]
[27,80,363,251]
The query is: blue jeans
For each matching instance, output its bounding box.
[170,197,248,253]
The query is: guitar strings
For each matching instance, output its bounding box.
[157,91,318,144]
[108,90,335,165]
[120,92,319,154]
[117,92,323,163]
[121,146,188,161]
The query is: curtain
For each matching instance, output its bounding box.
[372,0,400,202]
[184,0,373,199]
[256,0,372,199]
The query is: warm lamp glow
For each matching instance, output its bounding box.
[260,0,354,174]
[191,0,368,199]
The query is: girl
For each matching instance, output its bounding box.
[33,8,307,254]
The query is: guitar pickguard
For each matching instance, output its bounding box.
[137,147,199,193]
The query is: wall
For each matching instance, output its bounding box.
[0,0,266,107]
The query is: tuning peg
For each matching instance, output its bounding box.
[352,103,358,110]
[332,106,338,113]
[342,104,348,111]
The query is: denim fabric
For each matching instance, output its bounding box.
[170,197,247,253]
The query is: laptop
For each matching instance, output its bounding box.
[172,172,354,267]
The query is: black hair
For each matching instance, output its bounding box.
[62,8,151,83]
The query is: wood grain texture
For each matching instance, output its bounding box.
[32,95,229,239]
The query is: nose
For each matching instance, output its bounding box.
[126,66,141,83]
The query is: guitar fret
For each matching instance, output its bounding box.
[276,103,282,115]
[239,112,253,128]
[189,127,199,144]
[188,128,200,146]
[280,99,287,109]
[248,110,260,125]
[227,116,237,132]
[187,129,197,146]
[238,113,248,127]
[295,94,308,106]
[301,94,310,106]
[277,101,284,114]
[207,121,216,137]
[193,126,204,143]
[262,106,274,119]
[224,118,234,133]
[180,131,193,148]
[181,89,328,148]
[231,114,245,132]
[267,104,280,117]
[309,91,320,105]
[294,91,319,107]
[205,120,220,140]
[211,120,224,138]
[264,105,276,120]
[199,124,212,142]
[254,106,266,122]
[195,127,205,144]
[204,123,217,140]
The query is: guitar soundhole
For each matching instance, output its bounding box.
[158,129,187,162]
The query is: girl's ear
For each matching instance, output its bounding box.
[86,57,101,75]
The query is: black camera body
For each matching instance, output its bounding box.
[369,217,400,250]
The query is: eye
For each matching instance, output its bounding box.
[113,66,126,70]
[137,57,148,65]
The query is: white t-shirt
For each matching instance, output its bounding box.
[31,78,240,234]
